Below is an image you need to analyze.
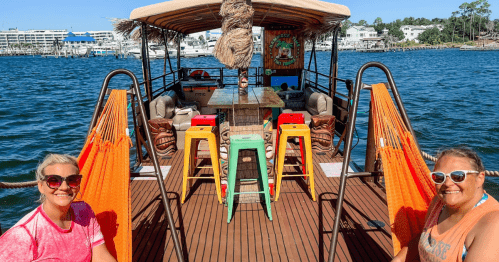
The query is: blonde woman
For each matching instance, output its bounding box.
[0,154,116,261]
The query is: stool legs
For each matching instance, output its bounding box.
[303,132,315,201]
[227,141,272,223]
[275,133,288,202]
[208,134,222,204]
[227,144,240,223]
[275,130,316,202]
[182,131,222,204]
[181,135,193,204]
[256,145,272,221]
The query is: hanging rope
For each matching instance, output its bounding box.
[371,83,436,254]
[77,89,132,262]
[213,0,254,69]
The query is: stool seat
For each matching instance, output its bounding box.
[275,124,316,202]
[227,134,272,223]
[191,114,218,127]
[182,126,222,204]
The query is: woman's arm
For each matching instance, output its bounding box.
[391,234,421,262]
[464,211,499,262]
[92,243,117,262]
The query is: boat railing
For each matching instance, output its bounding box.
[139,66,265,103]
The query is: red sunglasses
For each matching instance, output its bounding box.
[43,175,82,189]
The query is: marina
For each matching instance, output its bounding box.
[1,0,499,261]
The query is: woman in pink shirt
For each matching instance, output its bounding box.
[0,154,116,261]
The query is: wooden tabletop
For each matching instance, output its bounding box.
[207,87,284,109]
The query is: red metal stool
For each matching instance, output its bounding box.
[275,113,306,184]
[191,115,219,157]
[191,115,225,195]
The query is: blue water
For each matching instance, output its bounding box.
[1,49,498,231]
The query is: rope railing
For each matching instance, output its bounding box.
[0,181,38,189]
[422,150,499,177]
[2,150,498,189]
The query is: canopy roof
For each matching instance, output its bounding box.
[129,0,350,35]
[63,36,96,42]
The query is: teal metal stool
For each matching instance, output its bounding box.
[227,134,272,223]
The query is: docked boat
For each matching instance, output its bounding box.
[115,1,396,261]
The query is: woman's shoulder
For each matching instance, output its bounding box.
[12,205,42,228]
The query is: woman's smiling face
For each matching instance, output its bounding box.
[38,163,80,208]
[433,155,484,209]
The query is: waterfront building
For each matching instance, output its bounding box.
[344,26,377,47]
[399,24,443,43]
[0,28,115,49]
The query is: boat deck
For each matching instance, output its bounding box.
[131,146,394,261]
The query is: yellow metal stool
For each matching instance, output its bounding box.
[275,124,316,202]
[182,126,222,204]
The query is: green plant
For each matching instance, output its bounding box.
[276,41,293,49]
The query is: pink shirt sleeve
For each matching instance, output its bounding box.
[0,226,37,261]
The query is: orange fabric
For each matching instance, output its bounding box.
[371,83,435,254]
[418,195,499,261]
[77,90,132,261]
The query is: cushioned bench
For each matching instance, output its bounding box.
[281,87,333,125]
[149,91,201,131]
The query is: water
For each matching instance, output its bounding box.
[1,49,498,231]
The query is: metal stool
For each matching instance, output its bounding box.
[226,134,272,223]
[275,113,306,178]
[275,124,315,202]
[182,126,222,204]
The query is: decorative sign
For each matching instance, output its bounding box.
[268,34,300,66]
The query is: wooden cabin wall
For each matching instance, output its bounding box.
[262,29,305,87]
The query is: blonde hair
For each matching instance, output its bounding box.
[36,154,79,203]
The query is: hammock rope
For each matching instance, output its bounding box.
[371,83,435,254]
[77,89,132,261]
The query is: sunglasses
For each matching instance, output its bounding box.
[43,175,82,189]
[430,170,479,184]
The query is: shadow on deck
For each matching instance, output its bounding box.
[131,147,394,261]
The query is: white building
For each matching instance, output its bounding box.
[0,28,115,49]
[345,26,378,46]
[400,24,443,43]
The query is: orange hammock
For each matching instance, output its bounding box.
[77,90,132,261]
[371,83,435,254]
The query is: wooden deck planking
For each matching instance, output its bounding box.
[131,145,394,261]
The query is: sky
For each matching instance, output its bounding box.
[1,0,498,32]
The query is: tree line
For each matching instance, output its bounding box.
[340,0,499,45]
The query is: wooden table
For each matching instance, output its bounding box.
[208,87,284,200]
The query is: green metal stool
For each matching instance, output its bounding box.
[226,134,272,223]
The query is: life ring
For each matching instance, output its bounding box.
[190,70,210,79]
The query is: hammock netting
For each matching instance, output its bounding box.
[77,90,132,261]
[371,83,435,254]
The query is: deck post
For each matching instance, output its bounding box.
[329,27,339,97]
[176,36,181,80]
[162,29,175,87]
[363,101,376,182]
[140,23,152,104]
